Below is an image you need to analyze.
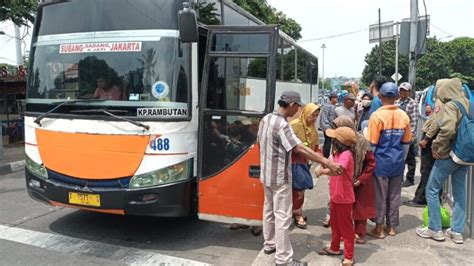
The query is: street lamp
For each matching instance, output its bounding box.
[321,44,326,90]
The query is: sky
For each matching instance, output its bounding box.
[1,0,473,78]
[267,0,474,78]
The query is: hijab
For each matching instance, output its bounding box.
[332,115,371,179]
[290,103,320,150]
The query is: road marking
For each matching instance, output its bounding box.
[0,224,208,265]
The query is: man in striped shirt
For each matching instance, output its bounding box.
[257,91,342,266]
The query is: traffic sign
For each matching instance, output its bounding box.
[391,72,402,81]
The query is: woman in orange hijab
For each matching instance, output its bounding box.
[290,103,321,228]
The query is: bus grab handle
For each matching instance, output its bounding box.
[249,165,260,178]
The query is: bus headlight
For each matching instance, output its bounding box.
[129,160,192,189]
[26,156,48,180]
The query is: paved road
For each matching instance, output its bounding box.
[0,171,262,265]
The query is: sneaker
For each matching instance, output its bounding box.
[401,180,415,187]
[263,248,276,255]
[416,227,445,241]
[403,200,426,207]
[276,260,308,266]
[446,228,464,244]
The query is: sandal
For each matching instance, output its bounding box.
[341,259,355,266]
[294,216,308,229]
[355,238,366,244]
[318,247,341,256]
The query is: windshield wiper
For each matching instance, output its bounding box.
[70,109,150,131]
[34,98,107,126]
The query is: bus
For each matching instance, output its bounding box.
[25,0,318,225]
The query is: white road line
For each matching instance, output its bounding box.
[0,224,209,266]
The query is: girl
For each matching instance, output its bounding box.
[290,103,321,229]
[333,116,376,244]
[316,126,357,266]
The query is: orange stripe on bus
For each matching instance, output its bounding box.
[49,201,125,215]
[36,129,150,179]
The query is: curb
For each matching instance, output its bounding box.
[0,160,26,175]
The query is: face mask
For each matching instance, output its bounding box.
[362,100,372,107]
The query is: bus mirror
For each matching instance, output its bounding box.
[178,6,199,43]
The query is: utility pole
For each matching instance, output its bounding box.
[378,8,382,74]
[395,22,400,85]
[408,0,418,96]
[14,24,22,66]
[321,44,326,90]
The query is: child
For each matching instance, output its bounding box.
[316,127,357,266]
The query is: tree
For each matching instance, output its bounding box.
[233,0,302,40]
[0,0,37,27]
[196,1,220,25]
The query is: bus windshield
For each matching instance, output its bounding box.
[27,0,190,119]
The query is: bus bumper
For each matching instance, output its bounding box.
[25,169,195,217]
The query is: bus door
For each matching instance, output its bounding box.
[197,26,278,225]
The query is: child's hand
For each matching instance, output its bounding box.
[314,166,323,177]
[354,180,361,187]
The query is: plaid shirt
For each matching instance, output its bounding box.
[257,112,301,186]
[396,97,418,137]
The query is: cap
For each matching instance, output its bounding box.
[280,91,304,106]
[380,82,399,98]
[325,127,357,146]
[329,93,338,99]
[399,82,412,91]
[345,93,356,101]
[237,116,252,126]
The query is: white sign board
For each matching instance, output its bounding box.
[369,21,394,44]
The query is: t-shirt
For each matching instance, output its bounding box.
[329,150,355,204]
[368,96,382,116]
[368,105,412,177]
[335,106,355,120]
[257,112,301,186]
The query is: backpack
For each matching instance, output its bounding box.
[450,100,474,165]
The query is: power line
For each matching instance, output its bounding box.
[298,28,369,43]
[430,23,453,37]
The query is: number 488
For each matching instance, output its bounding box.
[150,138,170,151]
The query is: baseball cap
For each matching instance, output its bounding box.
[325,127,357,146]
[329,93,338,99]
[399,82,412,91]
[345,93,356,101]
[379,82,400,98]
[280,91,304,106]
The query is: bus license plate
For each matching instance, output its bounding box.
[68,192,101,207]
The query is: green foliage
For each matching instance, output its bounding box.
[233,0,302,40]
[361,37,474,90]
[0,0,37,26]
[196,1,220,25]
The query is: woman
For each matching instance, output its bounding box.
[355,92,373,132]
[333,116,376,244]
[290,103,321,229]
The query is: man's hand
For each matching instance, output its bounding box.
[419,139,429,149]
[326,160,343,175]
[432,149,441,159]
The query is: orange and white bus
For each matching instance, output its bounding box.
[25,0,318,225]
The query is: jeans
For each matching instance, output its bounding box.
[426,157,469,233]
[413,143,436,203]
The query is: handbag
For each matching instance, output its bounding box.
[292,163,314,190]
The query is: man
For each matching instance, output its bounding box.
[416,78,470,244]
[320,93,338,158]
[258,91,342,266]
[368,75,387,116]
[395,82,419,187]
[404,100,440,207]
[367,82,411,238]
[335,93,356,120]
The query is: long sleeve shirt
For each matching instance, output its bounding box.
[396,97,418,137]
[320,103,336,131]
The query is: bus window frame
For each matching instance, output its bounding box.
[198,25,278,180]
